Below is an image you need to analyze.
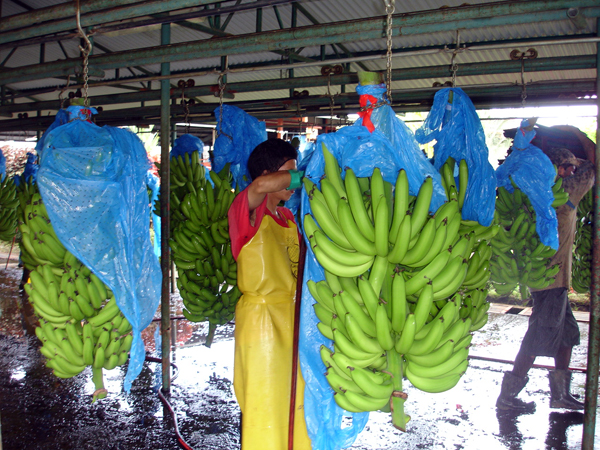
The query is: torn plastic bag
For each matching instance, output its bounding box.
[496,118,558,249]
[213,104,267,190]
[36,106,162,391]
[415,87,497,226]
[353,83,446,210]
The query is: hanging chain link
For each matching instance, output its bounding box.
[181,87,190,134]
[520,58,527,107]
[58,74,71,109]
[327,73,338,132]
[75,0,92,109]
[384,0,395,104]
[450,30,461,88]
[216,70,232,140]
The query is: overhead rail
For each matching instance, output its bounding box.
[0,78,595,133]
[0,55,595,115]
[0,0,598,86]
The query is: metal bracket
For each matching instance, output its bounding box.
[510,48,538,60]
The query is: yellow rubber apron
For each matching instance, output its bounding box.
[234,212,311,450]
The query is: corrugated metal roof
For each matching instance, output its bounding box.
[0,0,597,136]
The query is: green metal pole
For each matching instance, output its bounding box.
[1,2,598,86]
[582,19,600,450]
[160,22,172,394]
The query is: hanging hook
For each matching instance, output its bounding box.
[520,58,527,107]
[383,0,395,104]
[449,30,463,87]
[58,74,72,109]
[75,0,93,110]
[216,57,232,141]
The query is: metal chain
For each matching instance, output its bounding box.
[384,0,395,104]
[450,30,461,87]
[327,73,337,132]
[58,74,71,109]
[181,87,190,134]
[520,58,527,107]
[216,72,232,140]
[75,0,92,109]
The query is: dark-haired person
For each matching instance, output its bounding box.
[497,147,595,412]
[228,138,311,450]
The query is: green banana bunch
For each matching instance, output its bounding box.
[162,152,241,346]
[490,176,563,301]
[305,146,494,431]
[17,179,133,402]
[572,190,592,293]
[0,175,18,242]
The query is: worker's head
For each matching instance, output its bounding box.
[247,138,298,181]
[545,148,578,178]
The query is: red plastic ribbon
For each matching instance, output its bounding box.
[358,94,378,133]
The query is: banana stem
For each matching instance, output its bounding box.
[387,349,409,431]
[205,322,217,347]
[92,367,107,402]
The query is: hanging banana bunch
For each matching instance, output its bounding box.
[489,173,566,300]
[572,190,592,293]
[0,174,19,242]
[17,178,132,402]
[156,152,241,346]
[305,144,496,431]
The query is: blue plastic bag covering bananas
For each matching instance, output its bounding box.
[415,87,497,227]
[146,171,161,258]
[285,135,316,216]
[36,106,162,392]
[213,104,267,190]
[13,152,38,187]
[495,118,559,250]
[298,83,446,450]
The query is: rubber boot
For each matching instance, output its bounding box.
[496,371,536,411]
[548,369,584,410]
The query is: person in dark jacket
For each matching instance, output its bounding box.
[496,147,595,412]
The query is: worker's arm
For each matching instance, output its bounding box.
[246,169,303,212]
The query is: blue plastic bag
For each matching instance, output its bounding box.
[415,88,497,226]
[285,137,316,216]
[146,171,161,258]
[14,152,39,187]
[170,133,204,160]
[495,119,558,249]
[0,149,6,182]
[213,104,267,190]
[36,106,162,391]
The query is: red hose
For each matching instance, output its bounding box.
[289,238,307,450]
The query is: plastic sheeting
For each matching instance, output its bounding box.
[353,83,446,210]
[170,133,204,159]
[495,118,558,249]
[146,171,161,258]
[415,88,497,226]
[0,149,5,181]
[299,84,445,450]
[36,106,162,391]
[285,136,316,216]
[213,104,267,190]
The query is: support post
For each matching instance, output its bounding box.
[582,17,600,450]
[160,22,172,394]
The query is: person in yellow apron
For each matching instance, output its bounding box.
[228,138,312,450]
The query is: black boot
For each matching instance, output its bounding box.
[548,369,584,410]
[496,371,536,411]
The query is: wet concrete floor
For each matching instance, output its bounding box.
[1,264,599,450]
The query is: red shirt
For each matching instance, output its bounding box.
[228,187,297,261]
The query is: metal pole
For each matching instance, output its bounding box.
[582,17,600,450]
[160,22,172,394]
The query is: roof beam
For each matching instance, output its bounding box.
[0,1,598,86]
[0,55,594,114]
